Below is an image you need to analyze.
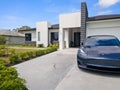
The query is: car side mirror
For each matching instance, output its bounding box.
[81,42,83,46]
[80,42,84,47]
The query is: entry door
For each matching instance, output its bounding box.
[74,32,80,47]
[51,32,54,44]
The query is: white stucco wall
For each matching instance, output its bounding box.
[86,19,120,40]
[59,12,81,28]
[36,21,50,47]
[20,30,36,41]
[59,12,81,49]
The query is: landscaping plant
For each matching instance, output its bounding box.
[0,59,26,90]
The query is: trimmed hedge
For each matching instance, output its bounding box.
[0,45,6,56]
[0,49,6,56]
[0,36,6,44]
[36,50,45,56]
[9,54,20,64]
[19,53,29,61]
[9,45,58,65]
[0,59,26,90]
[0,45,5,49]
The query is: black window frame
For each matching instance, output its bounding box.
[25,33,32,41]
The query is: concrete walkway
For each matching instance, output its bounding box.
[15,48,78,90]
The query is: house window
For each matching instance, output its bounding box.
[25,33,31,41]
[51,32,58,44]
[38,32,40,41]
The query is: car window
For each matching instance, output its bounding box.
[84,36,120,47]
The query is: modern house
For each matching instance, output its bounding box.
[19,24,59,47]
[0,30,25,44]
[59,2,120,49]
[19,2,120,50]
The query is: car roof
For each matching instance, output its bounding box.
[87,35,116,38]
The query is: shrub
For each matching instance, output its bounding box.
[21,44,36,47]
[0,45,6,56]
[38,44,44,48]
[8,45,58,65]
[0,49,6,56]
[26,51,33,59]
[26,51,36,58]
[0,36,6,44]
[0,60,26,90]
[49,43,59,48]
[9,54,20,64]
[0,45,5,49]
[19,53,29,60]
[32,51,37,57]
[0,59,6,65]
[9,48,15,55]
[36,50,45,56]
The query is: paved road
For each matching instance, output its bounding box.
[55,64,120,90]
[15,48,78,90]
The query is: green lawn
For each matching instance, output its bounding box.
[0,44,58,65]
[0,46,45,64]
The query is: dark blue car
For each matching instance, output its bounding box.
[77,35,120,72]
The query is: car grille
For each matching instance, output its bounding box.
[87,64,120,72]
[83,59,120,67]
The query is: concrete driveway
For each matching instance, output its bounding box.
[55,62,120,90]
[15,48,120,90]
[15,48,77,90]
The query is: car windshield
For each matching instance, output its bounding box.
[84,36,120,47]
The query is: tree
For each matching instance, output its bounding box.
[0,36,6,44]
[19,26,31,30]
[13,26,31,31]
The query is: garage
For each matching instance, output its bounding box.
[86,15,120,40]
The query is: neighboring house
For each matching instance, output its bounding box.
[19,24,59,47]
[19,2,120,49]
[0,30,25,44]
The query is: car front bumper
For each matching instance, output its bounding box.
[77,57,120,73]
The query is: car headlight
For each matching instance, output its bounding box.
[80,49,87,56]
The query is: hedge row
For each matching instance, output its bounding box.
[0,45,6,56]
[9,46,58,65]
[0,59,26,90]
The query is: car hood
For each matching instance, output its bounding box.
[83,46,120,59]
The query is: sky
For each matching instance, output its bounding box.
[0,0,120,30]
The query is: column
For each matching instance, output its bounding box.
[59,28,64,50]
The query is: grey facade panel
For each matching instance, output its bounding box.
[6,36,25,44]
[25,41,36,44]
[80,2,88,46]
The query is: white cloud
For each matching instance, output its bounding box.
[97,0,120,8]
[97,10,112,15]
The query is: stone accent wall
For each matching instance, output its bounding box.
[6,36,25,44]
[80,2,88,46]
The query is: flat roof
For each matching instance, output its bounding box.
[49,24,59,29]
[88,14,120,21]
[18,28,36,31]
